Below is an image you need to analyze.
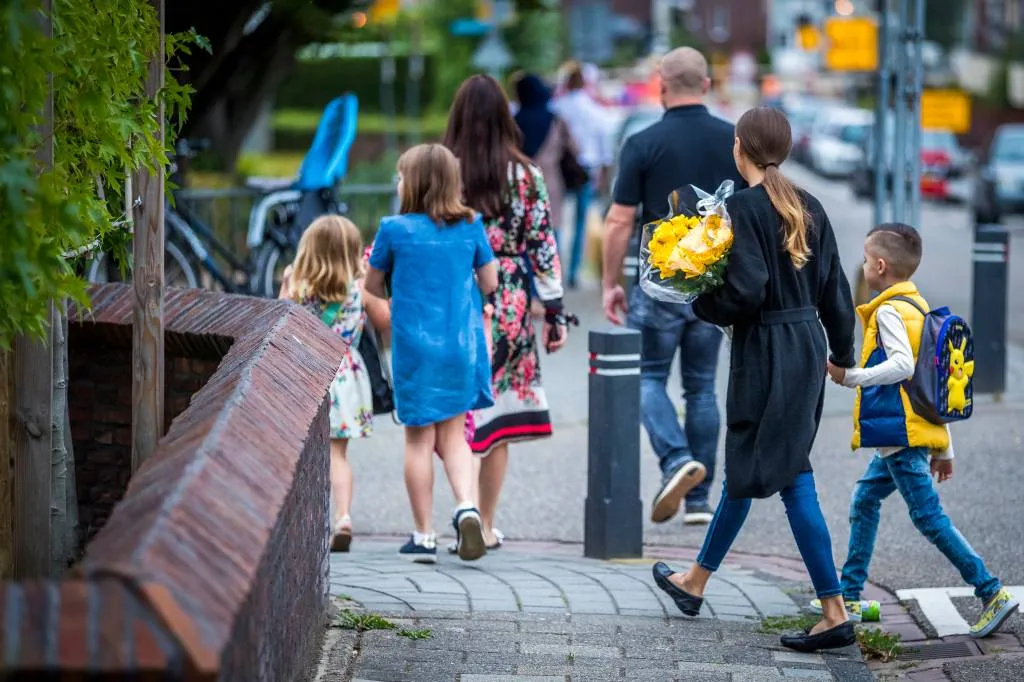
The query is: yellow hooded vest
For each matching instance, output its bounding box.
[851,282,950,451]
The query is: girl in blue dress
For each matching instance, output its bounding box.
[366,144,498,563]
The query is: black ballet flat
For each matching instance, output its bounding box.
[652,562,703,616]
[780,620,857,653]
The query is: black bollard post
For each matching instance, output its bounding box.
[585,327,643,560]
[970,224,1011,398]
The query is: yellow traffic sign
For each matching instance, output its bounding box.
[824,17,878,71]
[921,89,972,134]
[369,0,401,22]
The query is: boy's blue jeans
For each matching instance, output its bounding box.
[841,447,1001,603]
[698,472,843,599]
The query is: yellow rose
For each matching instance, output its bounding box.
[665,216,733,278]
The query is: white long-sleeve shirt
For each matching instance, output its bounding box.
[549,90,615,170]
[842,304,954,460]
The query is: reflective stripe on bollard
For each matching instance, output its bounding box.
[585,328,643,560]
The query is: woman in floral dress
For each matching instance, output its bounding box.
[444,74,570,549]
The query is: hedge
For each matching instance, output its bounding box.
[277,56,438,113]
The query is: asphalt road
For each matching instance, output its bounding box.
[346,163,1024,640]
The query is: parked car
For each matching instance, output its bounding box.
[972,123,1024,223]
[850,121,970,203]
[806,107,873,178]
[780,95,831,165]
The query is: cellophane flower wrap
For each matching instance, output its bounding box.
[639,180,735,304]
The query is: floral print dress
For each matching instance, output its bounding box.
[470,163,564,455]
[299,283,374,439]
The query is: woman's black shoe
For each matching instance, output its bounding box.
[780,620,856,653]
[651,562,703,616]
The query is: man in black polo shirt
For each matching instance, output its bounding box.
[601,47,745,526]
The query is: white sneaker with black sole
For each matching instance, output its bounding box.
[651,460,707,523]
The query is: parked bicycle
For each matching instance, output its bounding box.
[86,93,360,298]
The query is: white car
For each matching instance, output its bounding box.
[807,107,874,179]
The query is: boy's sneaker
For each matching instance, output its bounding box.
[398,533,437,564]
[808,598,880,623]
[970,588,1019,638]
[453,506,486,561]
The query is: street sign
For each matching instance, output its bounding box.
[823,17,878,71]
[472,31,512,75]
[921,89,972,134]
[450,17,490,36]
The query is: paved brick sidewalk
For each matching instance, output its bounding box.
[315,538,871,681]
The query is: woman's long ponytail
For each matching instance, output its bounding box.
[762,165,811,269]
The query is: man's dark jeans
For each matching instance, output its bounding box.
[627,286,722,505]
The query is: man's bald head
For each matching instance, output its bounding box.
[659,47,709,98]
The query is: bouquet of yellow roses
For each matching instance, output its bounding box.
[639,180,735,304]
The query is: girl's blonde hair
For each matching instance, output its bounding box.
[397,143,475,225]
[736,106,812,269]
[291,215,364,302]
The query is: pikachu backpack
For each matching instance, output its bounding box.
[892,296,975,424]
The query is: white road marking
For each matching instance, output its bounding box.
[895,585,1024,637]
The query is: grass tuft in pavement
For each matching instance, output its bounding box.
[397,628,432,640]
[856,626,903,662]
[758,613,820,633]
[334,611,397,632]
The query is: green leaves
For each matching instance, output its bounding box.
[0,0,202,348]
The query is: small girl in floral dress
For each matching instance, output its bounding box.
[282,215,390,553]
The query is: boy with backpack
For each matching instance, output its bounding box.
[818,223,1018,637]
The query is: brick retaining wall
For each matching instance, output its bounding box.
[0,284,346,681]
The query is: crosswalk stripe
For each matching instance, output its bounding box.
[895,585,1024,637]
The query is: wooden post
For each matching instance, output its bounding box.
[132,0,166,471]
[11,0,55,578]
[0,352,13,578]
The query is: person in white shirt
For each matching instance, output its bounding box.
[823,223,1017,637]
[550,61,614,288]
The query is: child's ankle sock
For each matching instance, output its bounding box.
[455,500,476,512]
[413,530,435,546]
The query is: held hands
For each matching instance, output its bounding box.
[826,360,846,385]
[930,457,954,483]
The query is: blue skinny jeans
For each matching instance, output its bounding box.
[697,472,843,599]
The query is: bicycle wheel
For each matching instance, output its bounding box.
[252,239,294,298]
[84,241,200,289]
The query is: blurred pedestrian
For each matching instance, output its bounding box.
[551,61,614,288]
[514,73,577,244]
[651,106,857,652]
[602,47,745,525]
[280,215,391,553]
[444,74,570,551]
[366,144,497,564]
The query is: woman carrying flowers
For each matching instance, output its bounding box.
[649,107,859,653]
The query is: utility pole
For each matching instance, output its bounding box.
[651,0,672,55]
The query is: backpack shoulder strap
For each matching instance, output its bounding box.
[319,301,342,326]
[889,295,927,317]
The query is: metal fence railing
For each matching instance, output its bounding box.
[175,183,399,256]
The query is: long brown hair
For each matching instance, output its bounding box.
[291,215,363,302]
[735,106,811,269]
[397,144,475,226]
[443,74,532,220]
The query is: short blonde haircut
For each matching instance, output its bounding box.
[291,215,364,303]
[397,144,475,226]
